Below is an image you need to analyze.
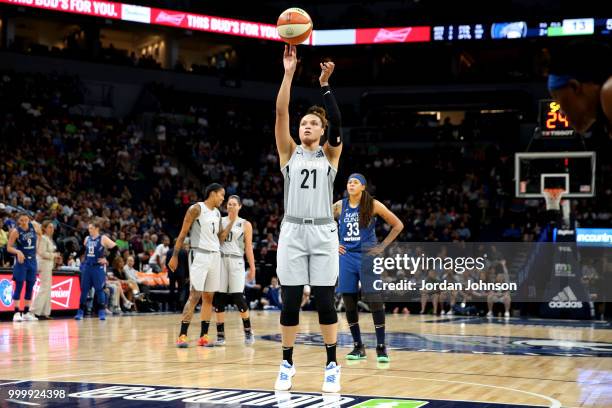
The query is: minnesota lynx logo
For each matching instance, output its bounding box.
[0,279,13,306]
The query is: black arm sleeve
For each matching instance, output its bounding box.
[321,85,342,146]
[108,245,119,262]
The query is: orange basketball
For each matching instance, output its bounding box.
[276,8,313,45]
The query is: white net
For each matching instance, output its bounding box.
[543,188,565,211]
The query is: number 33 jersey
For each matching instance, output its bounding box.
[282,145,337,219]
[338,198,377,252]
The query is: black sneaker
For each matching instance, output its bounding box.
[376,345,390,363]
[346,344,366,360]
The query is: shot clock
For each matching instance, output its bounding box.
[539,99,575,138]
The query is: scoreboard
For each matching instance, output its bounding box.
[539,100,574,138]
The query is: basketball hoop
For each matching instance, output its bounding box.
[543,188,565,211]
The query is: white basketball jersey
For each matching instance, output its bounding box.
[189,202,221,252]
[282,145,336,219]
[220,216,245,256]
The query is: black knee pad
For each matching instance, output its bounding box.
[371,302,385,326]
[312,286,338,325]
[213,292,227,313]
[280,285,303,326]
[231,293,248,313]
[342,293,359,324]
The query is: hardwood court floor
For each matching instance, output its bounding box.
[1,311,611,407]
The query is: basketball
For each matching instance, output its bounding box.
[276,7,313,45]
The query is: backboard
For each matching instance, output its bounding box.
[515,151,596,198]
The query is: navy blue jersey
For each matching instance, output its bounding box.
[16,222,37,258]
[338,198,376,252]
[84,235,105,265]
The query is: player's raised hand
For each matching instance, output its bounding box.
[319,61,335,86]
[283,45,298,75]
[228,206,239,221]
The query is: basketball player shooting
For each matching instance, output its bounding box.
[273,44,343,393]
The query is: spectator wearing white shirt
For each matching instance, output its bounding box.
[123,256,144,284]
[148,235,170,272]
[67,253,80,268]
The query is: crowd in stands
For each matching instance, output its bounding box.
[0,69,609,318]
[0,70,186,313]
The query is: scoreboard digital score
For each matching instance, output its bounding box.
[539,99,574,137]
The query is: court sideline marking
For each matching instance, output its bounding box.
[0,366,562,407]
[4,355,606,386]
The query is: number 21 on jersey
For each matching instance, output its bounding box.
[300,169,317,189]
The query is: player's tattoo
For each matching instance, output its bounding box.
[174,204,200,252]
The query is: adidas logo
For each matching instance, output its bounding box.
[548,286,583,309]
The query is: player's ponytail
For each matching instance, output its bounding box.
[359,190,374,229]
